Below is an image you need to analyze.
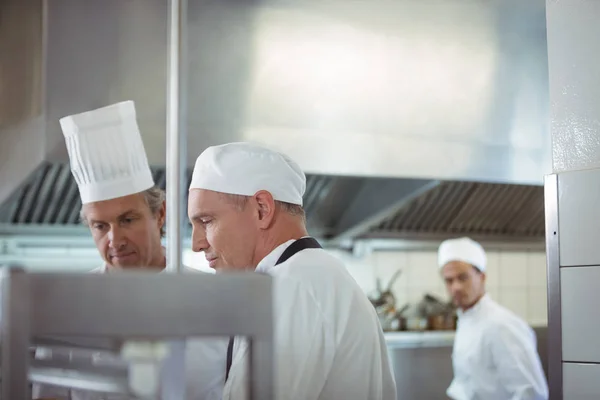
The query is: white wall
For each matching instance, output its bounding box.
[329,248,548,326]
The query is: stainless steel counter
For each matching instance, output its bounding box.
[385,331,455,349]
[385,327,548,400]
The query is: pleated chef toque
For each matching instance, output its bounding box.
[60,101,154,204]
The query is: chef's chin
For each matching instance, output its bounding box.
[452,296,468,308]
[109,259,141,269]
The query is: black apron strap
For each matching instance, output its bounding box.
[224,237,322,383]
[225,336,235,382]
[274,237,322,266]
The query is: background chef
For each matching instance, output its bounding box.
[438,237,548,400]
[187,142,397,400]
[32,101,227,400]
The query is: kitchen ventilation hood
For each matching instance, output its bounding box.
[0,163,544,245]
[0,0,548,246]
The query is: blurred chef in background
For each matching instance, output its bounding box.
[32,101,227,400]
[438,237,548,400]
[187,142,397,400]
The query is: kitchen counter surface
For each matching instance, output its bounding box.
[384,331,455,349]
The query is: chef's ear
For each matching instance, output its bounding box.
[157,200,166,226]
[253,190,276,228]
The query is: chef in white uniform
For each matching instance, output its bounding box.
[187,142,397,400]
[438,237,548,400]
[32,101,227,400]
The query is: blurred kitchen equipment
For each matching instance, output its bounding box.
[398,302,429,332]
[428,314,457,331]
[369,269,403,331]
[422,293,457,331]
[370,269,402,309]
[392,304,409,331]
[397,293,457,331]
[405,316,429,331]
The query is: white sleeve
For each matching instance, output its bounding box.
[490,323,549,400]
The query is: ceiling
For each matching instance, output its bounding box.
[0,162,545,245]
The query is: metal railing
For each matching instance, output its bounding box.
[1,268,274,399]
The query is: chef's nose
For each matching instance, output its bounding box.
[191,226,209,253]
[108,225,127,249]
[449,280,464,294]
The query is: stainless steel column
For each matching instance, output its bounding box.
[543,174,560,398]
[164,0,188,398]
[165,0,188,274]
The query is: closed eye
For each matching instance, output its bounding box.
[119,213,140,226]
[92,222,107,231]
[191,214,213,226]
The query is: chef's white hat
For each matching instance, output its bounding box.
[438,237,487,272]
[189,142,306,206]
[60,101,154,204]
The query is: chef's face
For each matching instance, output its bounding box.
[188,189,260,272]
[82,193,166,270]
[441,261,485,310]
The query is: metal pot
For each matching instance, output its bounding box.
[404,316,428,331]
[427,314,457,331]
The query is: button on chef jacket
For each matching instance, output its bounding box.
[31,264,229,400]
[223,239,397,400]
[447,294,548,400]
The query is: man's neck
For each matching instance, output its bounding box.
[461,292,485,312]
[147,247,167,271]
[253,225,309,267]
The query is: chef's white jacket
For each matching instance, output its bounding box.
[31,264,228,400]
[447,294,548,400]
[223,239,397,400]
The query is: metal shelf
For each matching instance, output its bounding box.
[1,268,274,399]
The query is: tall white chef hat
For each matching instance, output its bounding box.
[438,237,487,272]
[189,142,306,206]
[60,101,154,204]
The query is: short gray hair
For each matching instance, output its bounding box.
[220,193,305,220]
[80,186,166,237]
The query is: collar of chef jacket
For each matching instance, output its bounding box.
[254,236,312,274]
[457,293,492,319]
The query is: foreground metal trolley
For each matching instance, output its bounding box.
[1,267,274,399]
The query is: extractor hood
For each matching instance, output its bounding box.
[0,0,548,245]
[0,162,545,245]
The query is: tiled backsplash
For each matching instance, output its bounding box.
[328,248,548,326]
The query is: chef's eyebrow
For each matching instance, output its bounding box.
[117,209,141,219]
[88,210,140,225]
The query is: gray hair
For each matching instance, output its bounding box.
[80,186,166,237]
[220,193,305,220]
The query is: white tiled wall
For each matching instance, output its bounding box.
[329,248,548,326]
